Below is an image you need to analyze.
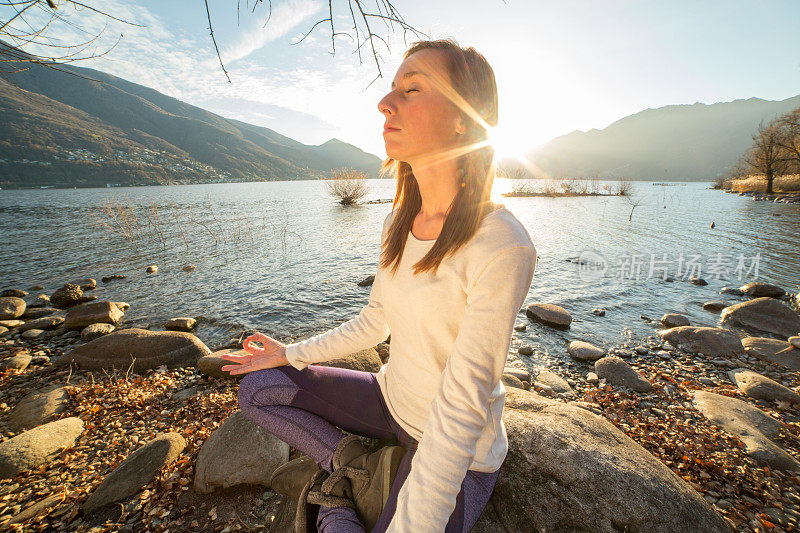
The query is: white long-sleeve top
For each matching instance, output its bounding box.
[284,205,537,532]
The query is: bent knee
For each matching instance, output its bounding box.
[237,367,293,410]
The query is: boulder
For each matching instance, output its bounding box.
[567,340,605,362]
[58,328,211,372]
[64,301,123,330]
[21,329,48,341]
[693,391,799,471]
[503,368,531,383]
[319,348,383,373]
[101,274,126,283]
[182,265,196,272]
[739,282,785,298]
[720,297,800,339]
[702,301,728,313]
[27,294,51,308]
[660,326,744,357]
[0,353,32,371]
[193,411,289,493]
[165,317,197,332]
[0,297,26,320]
[21,307,57,319]
[0,319,23,328]
[594,356,652,392]
[18,316,64,332]
[7,494,64,525]
[728,368,800,406]
[790,336,800,349]
[721,287,744,296]
[7,385,70,432]
[689,277,708,286]
[71,278,97,291]
[502,374,527,390]
[80,323,116,341]
[534,371,573,396]
[741,337,800,370]
[113,302,131,311]
[660,314,690,328]
[1,289,27,298]
[0,325,7,337]
[0,417,84,479]
[472,388,729,532]
[83,432,185,513]
[526,303,571,329]
[49,284,82,309]
[146,265,158,274]
[198,351,240,379]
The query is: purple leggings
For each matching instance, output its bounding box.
[237,364,499,532]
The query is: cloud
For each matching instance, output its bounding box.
[218,0,321,65]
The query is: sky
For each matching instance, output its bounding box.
[10,0,800,159]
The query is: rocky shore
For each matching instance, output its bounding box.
[0,275,799,532]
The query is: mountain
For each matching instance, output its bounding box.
[0,42,382,188]
[527,94,800,181]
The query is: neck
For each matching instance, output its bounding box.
[409,156,460,219]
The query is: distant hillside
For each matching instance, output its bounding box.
[0,42,382,188]
[527,95,800,181]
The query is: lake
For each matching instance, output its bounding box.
[1,179,798,372]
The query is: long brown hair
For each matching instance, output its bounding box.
[379,39,500,277]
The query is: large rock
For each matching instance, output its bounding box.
[0,417,84,479]
[534,371,573,396]
[1,353,32,371]
[0,297,26,320]
[71,278,97,291]
[0,319,23,328]
[472,388,729,532]
[660,313,690,328]
[728,368,800,406]
[165,317,197,332]
[567,340,605,361]
[720,297,800,339]
[17,316,64,332]
[194,411,289,493]
[21,307,57,319]
[526,303,572,328]
[64,301,123,330]
[49,284,82,309]
[83,432,185,513]
[739,282,785,298]
[80,323,116,341]
[1,289,27,298]
[58,328,211,372]
[197,351,240,379]
[693,390,799,471]
[660,326,744,357]
[27,294,50,308]
[319,348,383,373]
[7,385,70,432]
[594,356,652,392]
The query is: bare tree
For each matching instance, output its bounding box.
[1,1,422,86]
[326,167,370,205]
[0,0,143,84]
[776,109,800,173]
[741,121,790,194]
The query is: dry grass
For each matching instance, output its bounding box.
[725,175,800,193]
[325,168,370,205]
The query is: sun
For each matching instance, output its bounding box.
[487,124,533,162]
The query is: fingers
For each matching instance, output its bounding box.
[218,354,250,364]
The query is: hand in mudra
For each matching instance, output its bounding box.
[219,332,289,375]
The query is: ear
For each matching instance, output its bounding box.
[455,116,467,135]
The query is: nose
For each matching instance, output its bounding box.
[378,93,395,117]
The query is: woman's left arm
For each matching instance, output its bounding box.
[386,244,537,532]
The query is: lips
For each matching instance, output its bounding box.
[383,124,400,134]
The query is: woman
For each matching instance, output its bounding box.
[221,39,537,532]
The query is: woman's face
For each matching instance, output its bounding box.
[377,49,465,163]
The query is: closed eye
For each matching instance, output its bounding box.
[405,88,418,94]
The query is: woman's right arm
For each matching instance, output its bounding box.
[282,210,394,370]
